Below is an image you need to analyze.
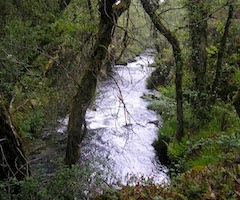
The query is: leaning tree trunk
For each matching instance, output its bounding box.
[0,103,30,181]
[141,0,184,141]
[65,0,131,166]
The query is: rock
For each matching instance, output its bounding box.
[147,66,170,89]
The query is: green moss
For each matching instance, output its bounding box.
[141,72,240,198]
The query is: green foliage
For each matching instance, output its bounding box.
[157,48,175,67]
[147,95,175,120]
[51,1,97,44]
[93,184,175,200]
[94,159,239,199]
[95,99,240,199]
[15,106,46,139]
[114,0,153,63]
[0,0,239,199]
[159,118,176,138]
[0,150,108,199]
[167,100,239,169]
[147,68,239,198]
[230,65,240,85]
[145,83,176,120]
[0,0,99,140]
[171,162,239,200]
[206,45,218,56]
[0,165,101,200]
[94,0,240,198]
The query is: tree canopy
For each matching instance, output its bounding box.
[0,0,239,199]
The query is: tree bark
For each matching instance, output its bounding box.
[188,0,208,93]
[141,0,184,141]
[0,102,30,181]
[233,90,240,118]
[187,0,209,119]
[65,0,131,166]
[212,4,234,96]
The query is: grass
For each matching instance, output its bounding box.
[95,81,240,200]
[3,80,239,200]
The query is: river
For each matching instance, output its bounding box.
[78,50,168,188]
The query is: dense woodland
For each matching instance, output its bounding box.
[0,0,240,199]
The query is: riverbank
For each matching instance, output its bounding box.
[92,79,240,199]
[1,54,239,199]
[0,51,168,200]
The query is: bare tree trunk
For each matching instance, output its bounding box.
[141,0,184,141]
[0,102,30,181]
[65,0,131,166]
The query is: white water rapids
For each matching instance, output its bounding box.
[75,50,168,186]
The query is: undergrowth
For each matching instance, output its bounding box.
[0,165,105,200]
[93,82,240,199]
[93,160,239,199]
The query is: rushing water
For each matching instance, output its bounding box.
[77,50,168,186]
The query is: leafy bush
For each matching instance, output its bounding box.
[145,92,175,120]
[17,107,46,139]
[0,165,92,200]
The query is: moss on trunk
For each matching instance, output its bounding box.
[0,103,30,181]
[65,0,131,166]
[141,0,184,141]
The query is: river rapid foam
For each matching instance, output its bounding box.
[78,50,168,186]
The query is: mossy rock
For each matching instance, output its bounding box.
[147,66,170,90]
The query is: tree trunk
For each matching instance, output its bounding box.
[0,102,30,181]
[188,0,208,118]
[141,0,184,141]
[65,0,131,166]
[212,4,234,96]
[233,90,240,118]
[188,0,208,92]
